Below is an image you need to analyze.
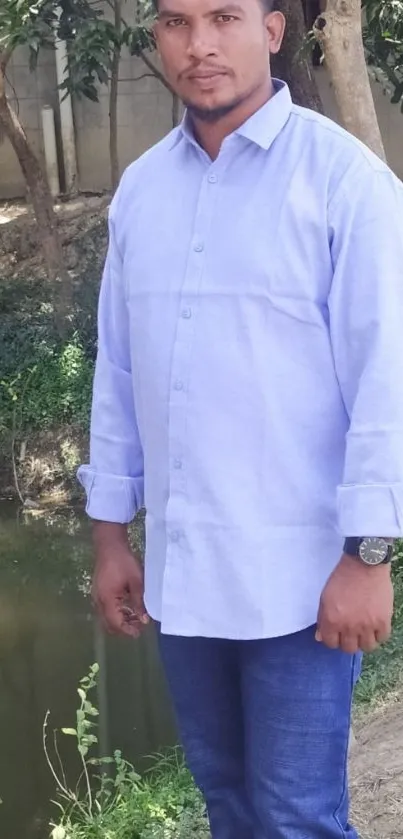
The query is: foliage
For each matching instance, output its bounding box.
[0,0,55,60]
[60,0,156,103]
[355,540,403,705]
[46,665,209,839]
[0,215,104,439]
[363,0,403,109]
[0,335,94,434]
[0,1,94,66]
[0,0,156,101]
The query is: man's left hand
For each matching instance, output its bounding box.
[316,553,394,653]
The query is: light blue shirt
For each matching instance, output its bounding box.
[78,81,403,639]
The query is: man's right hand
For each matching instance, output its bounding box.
[92,521,150,638]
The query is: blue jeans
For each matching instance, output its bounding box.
[158,625,360,839]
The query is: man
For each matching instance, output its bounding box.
[78,0,403,836]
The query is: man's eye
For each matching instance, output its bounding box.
[216,14,236,22]
[166,17,187,26]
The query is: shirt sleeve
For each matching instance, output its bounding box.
[77,183,144,523]
[328,163,403,538]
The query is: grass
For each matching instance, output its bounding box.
[354,541,403,707]
[50,754,209,839]
[46,667,209,839]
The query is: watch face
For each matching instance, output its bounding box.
[359,537,389,566]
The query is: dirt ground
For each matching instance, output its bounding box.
[351,699,403,838]
[0,193,109,274]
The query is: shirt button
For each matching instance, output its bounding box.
[170,530,180,543]
[174,379,184,391]
[181,307,192,319]
[208,174,217,183]
[194,242,204,253]
[174,458,182,470]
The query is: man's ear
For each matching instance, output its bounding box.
[266,11,286,56]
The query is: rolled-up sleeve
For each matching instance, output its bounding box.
[329,163,403,537]
[77,183,144,523]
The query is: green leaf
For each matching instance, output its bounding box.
[51,827,67,839]
[87,706,99,716]
[61,728,77,736]
[88,756,114,765]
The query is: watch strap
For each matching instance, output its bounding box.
[344,537,393,564]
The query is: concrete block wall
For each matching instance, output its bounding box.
[1,45,59,199]
[0,47,402,200]
[74,58,174,192]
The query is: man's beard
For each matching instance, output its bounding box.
[185,95,245,124]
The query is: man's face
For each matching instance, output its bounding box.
[154,0,285,120]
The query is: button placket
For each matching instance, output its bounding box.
[165,169,222,574]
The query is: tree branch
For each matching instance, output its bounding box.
[139,49,174,93]
[117,73,158,82]
[109,0,122,191]
[0,48,12,75]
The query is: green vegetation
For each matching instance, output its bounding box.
[0,274,97,438]
[363,0,403,109]
[355,541,403,705]
[0,214,106,462]
[46,666,209,839]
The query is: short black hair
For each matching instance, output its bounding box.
[153,0,280,13]
[262,0,280,10]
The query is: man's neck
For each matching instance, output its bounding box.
[191,77,274,160]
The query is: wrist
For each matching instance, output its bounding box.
[340,552,391,576]
[93,520,130,552]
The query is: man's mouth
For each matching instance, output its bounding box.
[186,69,227,81]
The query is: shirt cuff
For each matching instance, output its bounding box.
[77,466,144,523]
[337,483,403,537]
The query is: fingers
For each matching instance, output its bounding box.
[375,620,392,646]
[100,596,126,634]
[315,627,341,649]
[95,596,146,638]
[338,633,360,654]
[128,575,150,627]
[316,625,388,654]
[91,554,150,638]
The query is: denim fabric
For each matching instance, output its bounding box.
[158,626,360,839]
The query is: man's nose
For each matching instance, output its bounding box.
[187,25,218,60]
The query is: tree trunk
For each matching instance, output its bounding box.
[313,0,385,158]
[109,0,122,192]
[272,0,323,112]
[0,68,71,339]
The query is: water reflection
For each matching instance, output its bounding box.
[0,505,177,839]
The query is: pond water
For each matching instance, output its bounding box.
[0,503,177,839]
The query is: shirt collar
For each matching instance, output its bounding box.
[170,79,292,153]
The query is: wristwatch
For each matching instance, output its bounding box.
[344,537,394,566]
